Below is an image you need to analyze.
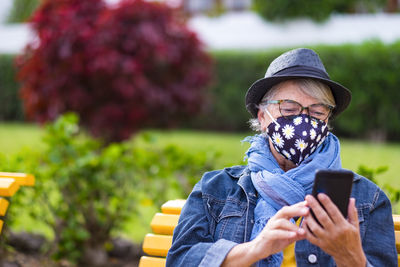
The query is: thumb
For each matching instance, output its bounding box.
[347,198,359,226]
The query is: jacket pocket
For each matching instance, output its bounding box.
[205,196,247,243]
[357,203,371,240]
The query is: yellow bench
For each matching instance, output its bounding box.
[0,172,35,234]
[139,200,400,267]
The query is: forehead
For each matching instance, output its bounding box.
[271,81,320,105]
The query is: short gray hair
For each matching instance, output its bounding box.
[248,78,335,132]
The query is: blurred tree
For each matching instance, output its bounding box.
[253,0,387,22]
[6,0,40,23]
[386,0,399,12]
[17,0,212,142]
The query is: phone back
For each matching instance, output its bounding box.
[312,169,354,217]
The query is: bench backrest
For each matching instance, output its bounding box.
[139,200,400,267]
[0,172,35,234]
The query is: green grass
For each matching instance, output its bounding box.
[1,123,400,242]
[0,123,45,154]
[340,139,400,188]
[132,130,251,167]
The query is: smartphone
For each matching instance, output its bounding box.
[311,169,354,222]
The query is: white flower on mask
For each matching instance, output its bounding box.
[311,119,318,128]
[293,117,302,125]
[272,132,284,148]
[319,136,326,146]
[282,150,291,159]
[316,134,321,142]
[310,129,316,140]
[290,148,296,155]
[282,124,295,139]
[295,139,307,152]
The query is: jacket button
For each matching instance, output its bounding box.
[308,254,317,263]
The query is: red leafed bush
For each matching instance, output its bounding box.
[17,0,212,141]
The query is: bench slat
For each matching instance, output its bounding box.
[393,215,400,231]
[0,172,35,186]
[138,256,166,267]
[151,213,180,235]
[161,199,185,215]
[0,178,19,197]
[0,198,10,216]
[143,234,173,257]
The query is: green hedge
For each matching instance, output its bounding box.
[1,41,400,140]
[193,42,400,141]
[0,55,24,120]
[6,0,40,23]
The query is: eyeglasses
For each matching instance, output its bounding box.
[260,99,334,121]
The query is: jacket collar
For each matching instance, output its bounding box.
[224,165,247,179]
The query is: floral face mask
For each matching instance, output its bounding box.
[265,113,329,165]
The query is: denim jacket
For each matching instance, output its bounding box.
[166,165,398,267]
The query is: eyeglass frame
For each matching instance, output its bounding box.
[259,99,335,121]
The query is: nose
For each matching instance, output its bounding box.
[300,107,309,115]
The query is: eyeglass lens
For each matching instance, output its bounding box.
[279,100,331,120]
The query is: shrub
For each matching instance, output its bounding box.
[0,113,218,264]
[252,0,387,22]
[6,0,40,23]
[17,0,212,142]
[0,55,24,120]
[357,164,400,212]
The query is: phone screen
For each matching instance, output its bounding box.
[311,169,354,219]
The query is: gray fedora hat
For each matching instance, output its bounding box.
[245,48,351,118]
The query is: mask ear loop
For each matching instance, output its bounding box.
[262,106,280,127]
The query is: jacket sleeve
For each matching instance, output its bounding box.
[166,179,238,267]
[362,187,398,266]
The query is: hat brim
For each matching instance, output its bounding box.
[245,74,351,118]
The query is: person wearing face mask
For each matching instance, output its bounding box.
[166,48,397,267]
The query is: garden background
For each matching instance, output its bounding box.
[1,0,400,266]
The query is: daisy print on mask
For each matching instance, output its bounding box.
[293,117,302,125]
[310,129,316,140]
[282,150,291,159]
[272,132,284,148]
[266,114,329,165]
[295,139,307,152]
[311,119,318,128]
[282,125,295,139]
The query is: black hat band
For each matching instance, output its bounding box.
[272,65,330,80]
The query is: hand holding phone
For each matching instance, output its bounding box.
[310,169,354,223]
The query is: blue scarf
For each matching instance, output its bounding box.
[244,133,342,266]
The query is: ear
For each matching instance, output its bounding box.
[257,108,267,132]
